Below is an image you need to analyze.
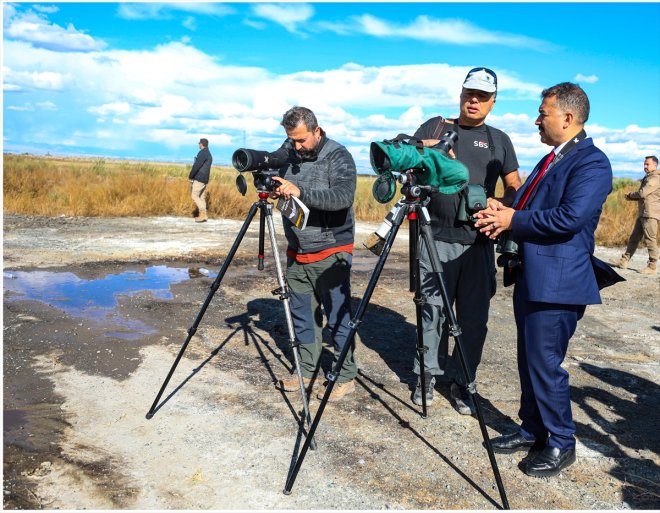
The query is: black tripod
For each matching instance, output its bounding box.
[283,179,508,508]
[145,189,316,450]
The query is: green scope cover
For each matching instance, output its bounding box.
[370,139,468,195]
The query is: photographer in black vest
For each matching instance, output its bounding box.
[411,67,521,413]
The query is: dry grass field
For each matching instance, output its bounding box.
[3,153,639,246]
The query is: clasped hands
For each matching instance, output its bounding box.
[473,199,515,240]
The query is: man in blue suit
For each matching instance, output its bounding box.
[474,82,612,477]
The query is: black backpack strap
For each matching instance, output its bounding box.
[484,125,496,156]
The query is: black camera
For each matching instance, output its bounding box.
[232,139,293,195]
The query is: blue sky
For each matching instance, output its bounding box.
[3,2,660,177]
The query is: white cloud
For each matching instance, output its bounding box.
[4,8,106,52]
[3,66,69,91]
[88,102,131,116]
[37,101,58,111]
[574,73,599,84]
[33,5,59,15]
[8,104,35,112]
[116,3,167,20]
[117,3,233,21]
[251,3,315,33]
[324,14,557,51]
[182,17,196,31]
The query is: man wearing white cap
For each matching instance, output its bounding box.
[410,67,522,413]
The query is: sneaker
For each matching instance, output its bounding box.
[412,373,435,406]
[317,380,355,402]
[610,257,629,269]
[450,382,476,415]
[279,374,313,392]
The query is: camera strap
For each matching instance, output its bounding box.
[382,134,425,154]
[518,129,587,210]
[450,119,498,195]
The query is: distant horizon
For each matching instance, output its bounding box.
[4,2,659,179]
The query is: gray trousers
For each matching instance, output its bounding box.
[286,252,357,383]
[413,240,496,386]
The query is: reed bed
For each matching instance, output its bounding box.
[3,154,639,246]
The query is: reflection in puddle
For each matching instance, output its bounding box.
[4,266,195,339]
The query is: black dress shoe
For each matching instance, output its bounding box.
[524,446,576,477]
[488,432,542,454]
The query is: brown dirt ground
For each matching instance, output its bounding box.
[3,213,659,510]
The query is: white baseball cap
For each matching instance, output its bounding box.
[462,67,498,93]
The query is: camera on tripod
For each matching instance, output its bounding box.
[231,139,294,195]
[364,132,469,255]
[368,131,468,204]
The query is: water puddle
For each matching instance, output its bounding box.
[3,409,27,432]
[3,266,209,339]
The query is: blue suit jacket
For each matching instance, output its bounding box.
[511,138,612,305]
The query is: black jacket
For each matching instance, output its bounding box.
[189,147,213,183]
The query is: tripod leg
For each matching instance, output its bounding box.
[263,206,317,451]
[283,204,408,495]
[408,213,417,293]
[258,202,266,270]
[417,217,510,509]
[146,201,261,419]
[409,211,429,418]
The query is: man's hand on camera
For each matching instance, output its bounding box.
[270,176,301,200]
[474,199,515,240]
[421,139,456,159]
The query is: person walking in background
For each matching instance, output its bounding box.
[611,155,659,274]
[475,82,613,477]
[271,106,358,402]
[189,138,213,223]
[409,67,521,413]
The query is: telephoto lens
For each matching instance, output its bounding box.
[432,130,458,157]
[232,149,270,172]
[231,139,293,172]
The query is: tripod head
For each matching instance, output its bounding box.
[364,172,437,257]
[397,170,438,202]
[235,170,280,197]
[233,139,293,197]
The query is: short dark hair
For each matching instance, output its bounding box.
[199,138,209,147]
[645,155,658,165]
[541,82,590,125]
[281,106,318,132]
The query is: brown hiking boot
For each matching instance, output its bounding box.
[610,257,629,269]
[640,262,657,275]
[278,374,313,392]
[317,380,355,402]
[195,211,208,223]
